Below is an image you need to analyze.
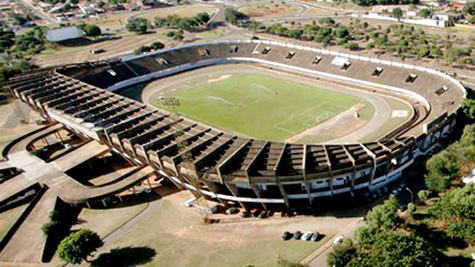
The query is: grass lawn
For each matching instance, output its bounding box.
[0,204,28,242]
[100,198,326,267]
[73,203,148,239]
[238,3,301,17]
[84,13,134,27]
[152,73,373,141]
[139,5,217,21]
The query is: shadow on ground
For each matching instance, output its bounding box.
[91,246,156,267]
[58,36,122,47]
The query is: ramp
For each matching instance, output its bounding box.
[53,141,110,171]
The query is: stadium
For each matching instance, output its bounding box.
[8,40,466,209]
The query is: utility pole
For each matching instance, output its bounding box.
[162,96,212,224]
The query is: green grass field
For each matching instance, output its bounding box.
[96,197,327,267]
[152,73,373,141]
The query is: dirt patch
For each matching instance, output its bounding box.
[286,104,366,143]
[239,3,302,18]
[208,75,231,83]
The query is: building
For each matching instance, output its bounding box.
[46,26,85,43]
[7,41,465,210]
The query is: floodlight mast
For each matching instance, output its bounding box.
[162,96,212,224]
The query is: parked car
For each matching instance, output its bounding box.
[281,231,291,241]
[258,210,267,219]
[225,207,238,214]
[301,231,313,241]
[333,235,344,245]
[250,208,261,217]
[241,210,250,218]
[293,231,302,240]
[311,232,320,241]
[89,49,105,54]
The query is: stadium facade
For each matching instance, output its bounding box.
[8,40,466,209]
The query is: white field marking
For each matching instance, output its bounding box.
[208,74,231,83]
[272,124,296,135]
[206,96,240,109]
[252,84,277,96]
[392,110,409,118]
[273,103,329,133]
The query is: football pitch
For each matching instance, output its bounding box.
[153,73,374,141]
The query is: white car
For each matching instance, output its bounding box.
[333,235,344,245]
[301,231,313,241]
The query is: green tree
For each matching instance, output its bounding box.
[417,190,430,202]
[126,18,151,34]
[430,184,475,243]
[318,17,335,25]
[277,257,307,267]
[0,27,15,51]
[134,45,151,54]
[336,28,350,38]
[351,232,447,267]
[150,41,164,50]
[419,8,434,18]
[392,8,404,21]
[464,2,475,15]
[463,98,475,119]
[58,229,103,264]
[83,24,101,37]
[364,195,400,231]
[224,8,247,25]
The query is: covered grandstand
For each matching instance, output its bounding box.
[7,40,466,209]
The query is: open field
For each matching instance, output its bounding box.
[139,5,218,21]
[151,73,373,141]
[84,12,134,28]
[238,3,302,18]
[73,203,148,239]
[33,31,175,67]
[89,191,338,267]
[0,101,42,143]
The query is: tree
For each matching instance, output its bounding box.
[0,27,15,51]
[126,18,151,34]
[318,17,335,25]
[83,24,101,37]
[419,8,434,18]
[464,2,475,15]
[277,257,307,267]
[224,8,248,25]
[58,229,103,264]
[392,8,404,21]
[463,98,475,119]
[336,28,350,38]
[352,232,447,267]
[364,195,400,231]
[134,45,151,54]
[418,190,430,202]
[430,183,475,243]
[344,43,359,51]
[15,27,46,54]
[150,41,164,50]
